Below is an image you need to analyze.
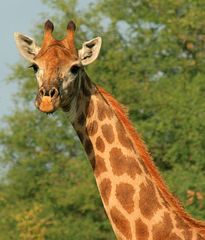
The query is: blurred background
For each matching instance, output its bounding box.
[0,0,205,239]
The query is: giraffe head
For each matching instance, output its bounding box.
[14,20,102,113]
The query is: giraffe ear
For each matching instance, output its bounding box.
[14,32,40,62]
[78,37,102,66]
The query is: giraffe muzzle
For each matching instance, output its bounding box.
[36,86,60,113]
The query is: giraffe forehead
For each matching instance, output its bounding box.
[35,44,79,69]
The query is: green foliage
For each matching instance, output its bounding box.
[0,0,205,239]
[15,203,51,240]
[0,109,113,239]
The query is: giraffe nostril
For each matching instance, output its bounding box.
[49,87,58,98]
[39,87,59,98]
[39,87,45,97]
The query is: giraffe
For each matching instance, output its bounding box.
[14,20,205,240]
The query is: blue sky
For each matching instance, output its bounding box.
[0,1,48,117]
[0,0,91,118]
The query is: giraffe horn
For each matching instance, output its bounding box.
[44,20,54,32]
[42,20,54,48]
[65,20,76,50]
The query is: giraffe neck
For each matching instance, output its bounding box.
[66,72,205,240]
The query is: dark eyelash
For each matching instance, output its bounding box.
[28,64,39,73]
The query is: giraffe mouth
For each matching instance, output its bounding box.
[35,95,61,113]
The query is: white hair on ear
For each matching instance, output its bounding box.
[78,37,102,66]
[14,32,40,62]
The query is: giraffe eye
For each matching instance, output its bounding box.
[70,65,80,75]
[29,64,39,73]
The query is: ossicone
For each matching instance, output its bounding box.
[44,20,54,32]
[64,20,77,51]
[67,20,76,32]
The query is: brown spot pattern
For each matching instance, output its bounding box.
[84,139,93,155]
[183,231,193,240]
[90,156,95,170]
[115,183,135,214]
[158,189,170,209]
[86,99,94,118]
[175,214,189,229]
[152,212,173,240]
[197,234,205,240]
[97,100,107,121]
[102,124,115,144]
[109,148,142,179]
[169,233,182,240]
[197,234,204,240]
[96,136,105,153]
[99,178,111,205]
[135,218,149,240]
[96,97,114,120]
[127,156,142,176]
[175,214,192,240]
[86,120,98,136]
[105,107,114,120]
[81,80,91,97]
[116,121,133,150]
[94,155,107,177]
[139,178,161,219]
[110,207,132,240]
[78,113,86,126]
[138,157,149,174]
